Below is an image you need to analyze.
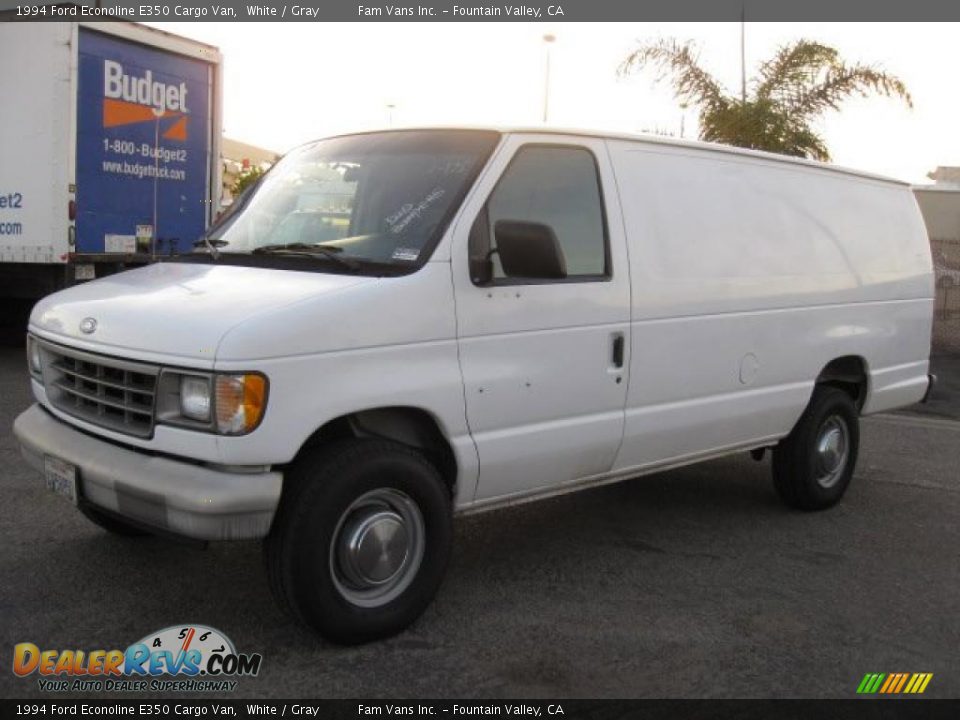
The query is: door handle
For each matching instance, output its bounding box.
[611,333,625,369]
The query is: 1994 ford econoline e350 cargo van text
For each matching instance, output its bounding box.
[14,128,934,643]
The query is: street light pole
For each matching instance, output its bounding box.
[542,33,555,123]
[740,8,747,104]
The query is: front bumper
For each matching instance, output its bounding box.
[13,404,282,541]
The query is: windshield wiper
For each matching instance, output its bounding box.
[192,237,228,260]
[250,243,361,270]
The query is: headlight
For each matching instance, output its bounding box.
[158,370,267,435]
[179,375,211,422]
[26,336,42,378]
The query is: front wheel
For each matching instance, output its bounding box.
[264,439,453,644]
[772,386,860,511]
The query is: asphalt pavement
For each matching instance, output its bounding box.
[1,346,958,699]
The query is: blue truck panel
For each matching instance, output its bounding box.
[76,28,213,256]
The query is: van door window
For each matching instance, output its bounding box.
[471,145,608,283]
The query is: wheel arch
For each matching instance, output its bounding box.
[293,406,459,498]
[815,355,870,411]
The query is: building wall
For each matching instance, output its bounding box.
[221,137,279,206]
[914,188,960,242]
[913,185,960,353]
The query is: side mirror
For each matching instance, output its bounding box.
[470,256,494,286]
[494,220,567,280]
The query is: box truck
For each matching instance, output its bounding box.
[0,22,222,336]
[14,128,934,643]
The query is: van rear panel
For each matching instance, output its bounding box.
[606,138,933,470]
[607,140,933,318]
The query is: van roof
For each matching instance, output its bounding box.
[327,125,907,187]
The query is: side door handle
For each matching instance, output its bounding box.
[611,333,625,369]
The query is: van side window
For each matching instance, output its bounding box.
[470,146,608,283]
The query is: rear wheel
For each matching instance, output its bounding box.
[264,439,452,644]
[772,386,859,511]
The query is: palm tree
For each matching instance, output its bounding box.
[618,39,912,161]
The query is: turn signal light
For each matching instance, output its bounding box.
[215,374,267,435]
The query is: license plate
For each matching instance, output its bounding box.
[44,456,78,505]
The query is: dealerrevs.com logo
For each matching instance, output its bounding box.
[13,625,262,693]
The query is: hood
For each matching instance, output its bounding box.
[30,262,375,363]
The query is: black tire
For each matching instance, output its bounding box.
[79,504,151,537]
[264,439,452,645]
[772,386,860,511]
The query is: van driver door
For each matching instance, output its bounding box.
[450,134,631,502]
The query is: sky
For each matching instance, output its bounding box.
[149,22,960,184]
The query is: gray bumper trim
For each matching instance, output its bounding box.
[14,404,282,540]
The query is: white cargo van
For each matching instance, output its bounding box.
[14,128,934,643]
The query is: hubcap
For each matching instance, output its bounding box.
[815,416,849,488]
[330,489,424,608]
[339,510,408,586]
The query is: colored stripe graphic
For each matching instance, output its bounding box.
[856,673,885,694]
[857,673,933,694]
[879,674,896,693]
[102,98,188,140]
[103,98,176,127]
[163,116,187,141]
[893,673,909,693]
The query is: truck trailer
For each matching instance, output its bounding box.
[0,22,222,337]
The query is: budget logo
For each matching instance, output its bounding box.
[12,624,262,693]
[102,59,189,141]
[856,672,933,695]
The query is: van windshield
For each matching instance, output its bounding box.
[198,130,500,274]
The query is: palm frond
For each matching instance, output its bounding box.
[618,36,910,162]
[788,63,913,118]
[777,125,831,162]
[617,39,726,114]
[700,99,831,161]
[754,40,839,103]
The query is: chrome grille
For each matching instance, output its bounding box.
[39,341,159,438]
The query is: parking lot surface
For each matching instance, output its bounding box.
[1,346,958,699]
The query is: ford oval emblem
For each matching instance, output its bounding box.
[79,317,97,334]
